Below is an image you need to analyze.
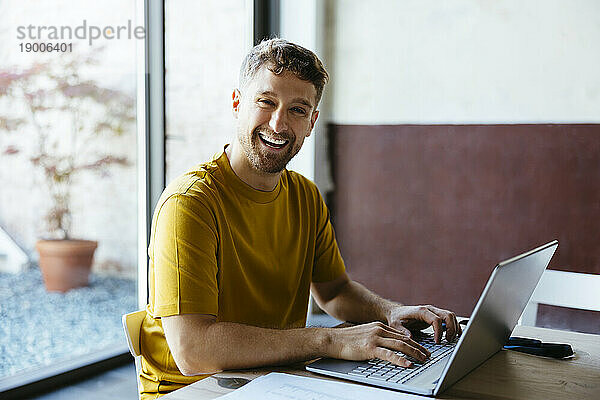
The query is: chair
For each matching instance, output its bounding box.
[122,309,147,397]
[520,270,600,326]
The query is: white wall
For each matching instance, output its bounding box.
[329,0,600,124]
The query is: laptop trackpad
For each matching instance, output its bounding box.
[405,354,451,388]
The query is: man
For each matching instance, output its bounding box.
[139,38,461,399]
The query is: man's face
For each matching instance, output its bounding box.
[233,66,319,174]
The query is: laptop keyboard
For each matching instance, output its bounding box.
[347,335,457,384]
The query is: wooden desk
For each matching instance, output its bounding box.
[162,325,600,400]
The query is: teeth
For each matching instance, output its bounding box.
[259,133,287,145]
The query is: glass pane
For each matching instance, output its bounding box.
[0,0,139,383]
[165,0,249,181]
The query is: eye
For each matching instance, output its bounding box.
[258,98,275,106]
[291,107,307,115]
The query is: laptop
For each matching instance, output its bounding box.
[306,240,559,396]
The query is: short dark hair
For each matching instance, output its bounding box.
[239,38,329,106]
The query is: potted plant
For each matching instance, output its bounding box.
[0,49,134,292]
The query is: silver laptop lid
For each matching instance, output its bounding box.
[434,240,559,395]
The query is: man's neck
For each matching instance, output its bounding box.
[225,142,281,191]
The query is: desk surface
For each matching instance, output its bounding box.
[161,325,600,400]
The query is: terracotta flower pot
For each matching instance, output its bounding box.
[35,239,98,292]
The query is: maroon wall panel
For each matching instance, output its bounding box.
[331,124,600,318]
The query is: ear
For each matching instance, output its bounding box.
[308,110,319,134]
[232,89,241,118]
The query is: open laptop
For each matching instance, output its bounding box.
[306,240,559,397]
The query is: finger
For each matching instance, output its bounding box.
[373,324,430,356]
[421,309,444,344]
[452,312,461,340]
[376,321,412,338]
[398,336,430,357]
[373,347,412,368]
[426,306,459,342]
[454,314,462,337]
[386,321,412,337]
[404,337,430,357]
[441,311,458,342]
[378,337,428,362]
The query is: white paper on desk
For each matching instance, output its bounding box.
[218,372,429,400]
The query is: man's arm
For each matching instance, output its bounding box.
[162,313,430,376]
[311,272,461,344]
[311,273,396,326]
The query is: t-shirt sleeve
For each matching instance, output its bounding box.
[152,193,219,317]
[312,190,346,282]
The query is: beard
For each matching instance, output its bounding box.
[238,126,303,174]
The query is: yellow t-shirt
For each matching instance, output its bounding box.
[139,147,346,398]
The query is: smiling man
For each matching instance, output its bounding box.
[139,39,461,399]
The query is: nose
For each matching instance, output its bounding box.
[269,108,288,134]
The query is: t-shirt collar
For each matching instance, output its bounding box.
[216,144,283,203]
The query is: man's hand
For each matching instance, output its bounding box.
[386,305,461,344]
[162,314,432,375]
[326,321,431,367]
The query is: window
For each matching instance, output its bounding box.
[0,0,141,391]
[164,0,251,181]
